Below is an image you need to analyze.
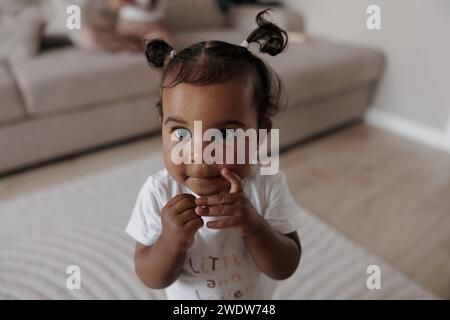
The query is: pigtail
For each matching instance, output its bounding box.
[246,9,288,56]
[144,39,173,69]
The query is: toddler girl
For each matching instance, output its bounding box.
[126,9,302,300]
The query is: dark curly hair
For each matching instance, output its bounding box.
[144,9,288,127]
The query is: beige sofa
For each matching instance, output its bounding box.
[0,3,384,175]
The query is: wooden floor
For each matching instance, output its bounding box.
[282,124,450,299]
[1,123,449,298]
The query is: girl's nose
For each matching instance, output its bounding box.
[191,134,211,164]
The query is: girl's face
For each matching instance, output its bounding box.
[161,81,259,196]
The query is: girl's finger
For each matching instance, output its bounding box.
[179,208,200,224]
[194,192,242,206]
[221,167,243,193]
[167,193,195,207]
[206,215,240,229]
[170,197,196,214]
[195,204,235,216]
[184,217,204,232]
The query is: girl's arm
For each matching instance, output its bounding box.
[134,240,186,289]
[243,221,301,280]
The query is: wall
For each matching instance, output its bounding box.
[282,0,450,151]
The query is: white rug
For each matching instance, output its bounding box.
[0,149,437,299]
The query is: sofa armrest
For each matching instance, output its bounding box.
[228,4,304,33]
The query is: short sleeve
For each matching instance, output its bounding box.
[263,171,302,234]
[125,177,163,246]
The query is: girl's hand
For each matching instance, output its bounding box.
[160,194,204,253]
[194,168,265,238]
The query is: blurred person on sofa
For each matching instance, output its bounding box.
[79,0,173,53]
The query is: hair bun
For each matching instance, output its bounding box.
[246,9,288,56]
[144,39,173,69]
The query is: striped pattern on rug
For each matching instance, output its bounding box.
[0,153,436,299]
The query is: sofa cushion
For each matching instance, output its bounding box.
[10,48,160,116]
[265,38,384,107]
[0,0,45,63]
[172,28,248,50]
[0,64,26,123]
[42,0,86,38]
[0,95,161,173]
[171,31,384,107]
[165,0,227,31]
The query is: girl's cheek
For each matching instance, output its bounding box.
[222,140,253,165]
[164,139,194,172]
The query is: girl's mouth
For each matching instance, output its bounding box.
[188,175,223,186]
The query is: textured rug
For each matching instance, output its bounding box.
[0,149,437,299]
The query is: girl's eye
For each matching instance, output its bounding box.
[172,128,191,140]
[214,128,236,141]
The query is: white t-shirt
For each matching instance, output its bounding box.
[125,166,302,300]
